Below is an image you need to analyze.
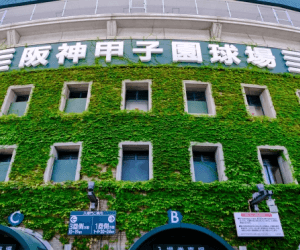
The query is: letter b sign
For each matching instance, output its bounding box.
[167,209,183,224]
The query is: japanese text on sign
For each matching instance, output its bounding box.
[0,40,282,71]
[234,212,284,237]
[153,245,205,250]
[68,211,116,236]
[0,245,16,250]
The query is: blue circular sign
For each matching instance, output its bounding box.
[8,211,24,226]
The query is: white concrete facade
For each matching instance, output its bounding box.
[0,13,300,51]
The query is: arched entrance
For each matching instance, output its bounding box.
[0,225,52,250]
[130,223,235,250]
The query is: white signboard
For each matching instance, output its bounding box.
[234,212,284,237]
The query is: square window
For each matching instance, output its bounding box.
[242,84,276,118]
[183,81,216,116]
[0,85,34,117]
[116,142,153,181]
[0,145,17,182]
[44,142,82,183]
[121,80,152,111]
[257,146,296,184]
[59,82,92,113]
[190,142,227,182]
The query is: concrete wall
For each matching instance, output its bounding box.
[0,13,300,50]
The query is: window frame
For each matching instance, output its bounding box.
[120,80,152,111]
[183,81,216,116]
[116,141,153,181]
[59,81,92,113]
[296,90,300,104]
[0,85,34,117]
[0,145,17,182]
[189,142,227,182]
[241,83,276,118]
[44,142,83,183]
[257,145,296,184]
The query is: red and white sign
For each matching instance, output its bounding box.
[234,212,284,237]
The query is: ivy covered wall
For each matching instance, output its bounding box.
[0,65,300,249]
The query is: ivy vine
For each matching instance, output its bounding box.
[0,65,299,249]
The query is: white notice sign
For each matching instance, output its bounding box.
[234,212,284,237]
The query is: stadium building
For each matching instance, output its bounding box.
[0,0,300,249]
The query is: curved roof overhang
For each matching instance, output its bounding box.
[129,223,235,250]
[0,225,48,250]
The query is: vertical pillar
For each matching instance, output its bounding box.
[7,29,20,47]
[210,23,222,41]
[107,20,117,37]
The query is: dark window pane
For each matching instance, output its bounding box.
[194,91,206,101]
[262,156,284,184]
[126,90,137,101]
[187,91,206,101]
[16,95,29,102]
[58,151,78,160]
[247,95,262,107]
[186,91,194,101]
[137,90,148,101]
[123,152,135,160]
[126,90,148,101]
[69,91,87,98]
[136,151,149,160]
[193,152,215,162]
[0,154,11,162]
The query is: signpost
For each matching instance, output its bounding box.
[234,212,284,237]
[68,211,116,236]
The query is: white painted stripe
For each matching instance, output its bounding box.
[288,67,300,73]
[0,65,9,71]
[0,54,13,60]
[0,60,11,66]
[282,50,300,57]
[0,48,15,55]
[286,61,300,68]
[284,56,300,63]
